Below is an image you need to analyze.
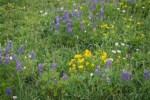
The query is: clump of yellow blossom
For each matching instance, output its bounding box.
[137,22,142,25]
[101,51,107,63]
[68,49,108,73]
[83,49,92,58]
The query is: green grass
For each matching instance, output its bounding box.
[0,0,150,99]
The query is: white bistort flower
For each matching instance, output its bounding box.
[112,50,116,54]
[117,50,121,53]
[115,43,119,46]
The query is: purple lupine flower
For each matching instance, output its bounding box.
[129,0,134,2]
[106,77,110,83]
[105,59,113,68]
[16,61,22,72]
[38,64,44,76]
[18,45,24,55]
[94,66,101,74]
[93,0,97,4]
[121,70,132,80]
[52,21,56,26]
[97,66,101,71]
[101,6,105,19]
[102,0,105,4]
[93,23,97,28]
[96,13,99,20]
[77,5,80,11]
[68,19,72,27]
[51,61,57,69]
[80,21,84,31]
[72,10,81,18]
[4,54,10,65]
[62,73,68,80]
[52,78,58,84]
[56,23,60,30]
[75,12,81,18]
[29,51,36,59]
[67,27,72,34]
[6,87,12,96]
[116,0,119,5]
[94,69,99,74]
[0,48,2,64]
[89,4,96,11]
[5,40,13,54]
[56,16,60,24]
[72,10,77,17]
[144,71,149,79]
[62,11,70,22]
[67,22,72,28]
[12,54,18,61]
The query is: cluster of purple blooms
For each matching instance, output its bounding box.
[0,48,2,64]
[121,70,132,80]
[105,59,113,68]
[51,61,57,69]
[38,64,44,76]
[144,70,149,80]
[94,66,101,74]
[0,40,36,72]
[6,87,12,96]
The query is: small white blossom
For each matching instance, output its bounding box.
[28,54,31,58]
[142,7,145,9]
[122,10,126,13]
[123,57,126,60]
[117,50,121,53]
[112,50,116,54]
[60,7,64,10]
[136,49,139,51]
[90,73,93,77]
[43,12,48,16]
[121,43,125,46]
[117,8,120,10]
[84,30,86,33]
[40,10,43,13]
[13,96,17,100]
[24,67,26,69]
[115,43,119,46]
[10,56,12,60]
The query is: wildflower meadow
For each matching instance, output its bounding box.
[0,0,150,99]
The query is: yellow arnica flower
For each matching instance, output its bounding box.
[91,63,95,67]
[74,54,82,59]
[69,66,76,72]
[84,49,92,58]
[72,64,76,67]
[78,58,84,63]
[78,65,83,69]
[101,51,107,62]
[110,24,115,29]
[137,22,142,25]
[100,24,109,29]
[101,56,107,62]
[69,59,75,66]
[102,51,107,57]
[86,62,89,65]
[127,25,131,29]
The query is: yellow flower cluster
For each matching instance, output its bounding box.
[100,24,115,29]
[101,51,107,63]
[68,49,108,73]
[83,49,92,58]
